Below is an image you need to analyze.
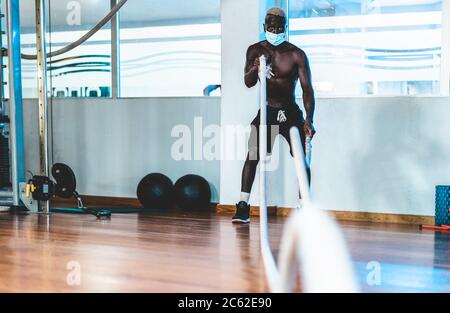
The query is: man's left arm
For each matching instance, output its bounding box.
[297,51,316,138]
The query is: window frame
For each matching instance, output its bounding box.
[287,0,450,97]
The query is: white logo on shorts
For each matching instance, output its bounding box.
[277,110,287,123]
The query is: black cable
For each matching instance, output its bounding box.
[21,0,128,60]
[72,191,111,219]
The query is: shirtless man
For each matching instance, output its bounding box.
[232,7,316,224]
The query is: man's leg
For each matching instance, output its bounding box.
[241,151,259,194]
[232,123,260,223]
[233,108,277,223]
[232,153,258,224]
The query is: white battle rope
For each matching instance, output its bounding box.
[258,56,359,293]
[258,56,282,292]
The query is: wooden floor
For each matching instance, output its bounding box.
[0,210,449,292]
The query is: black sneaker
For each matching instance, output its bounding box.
[232,201,250,224]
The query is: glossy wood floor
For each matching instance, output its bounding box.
[0,210,449,292]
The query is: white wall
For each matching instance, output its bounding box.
[289,97,450,216]
[220,0,261,206]
[219,96,450,216]
[22,97,221,201]
[20,95,450,216]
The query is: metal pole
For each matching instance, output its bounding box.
[110,0,120,98]
[6,0,25,206]
[35,0,50,213]
[0,6,5,117]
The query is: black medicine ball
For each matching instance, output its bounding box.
[173,174,211,210]
[136,173,173,209]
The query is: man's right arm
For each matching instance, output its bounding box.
[244,46,259,88]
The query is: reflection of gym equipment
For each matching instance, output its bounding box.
[21,0,128,60]
[203,84,221,96]
[1,0,214,212]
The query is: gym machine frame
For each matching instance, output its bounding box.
[1,0,127,215]
[0,0,25,209]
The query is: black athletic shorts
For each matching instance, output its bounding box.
[249,104,306,157]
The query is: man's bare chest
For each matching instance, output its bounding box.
[261,51,296,79]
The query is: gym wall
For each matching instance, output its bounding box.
[22,97,221,202]
[19,95,450,216]
[218,95,450,216]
